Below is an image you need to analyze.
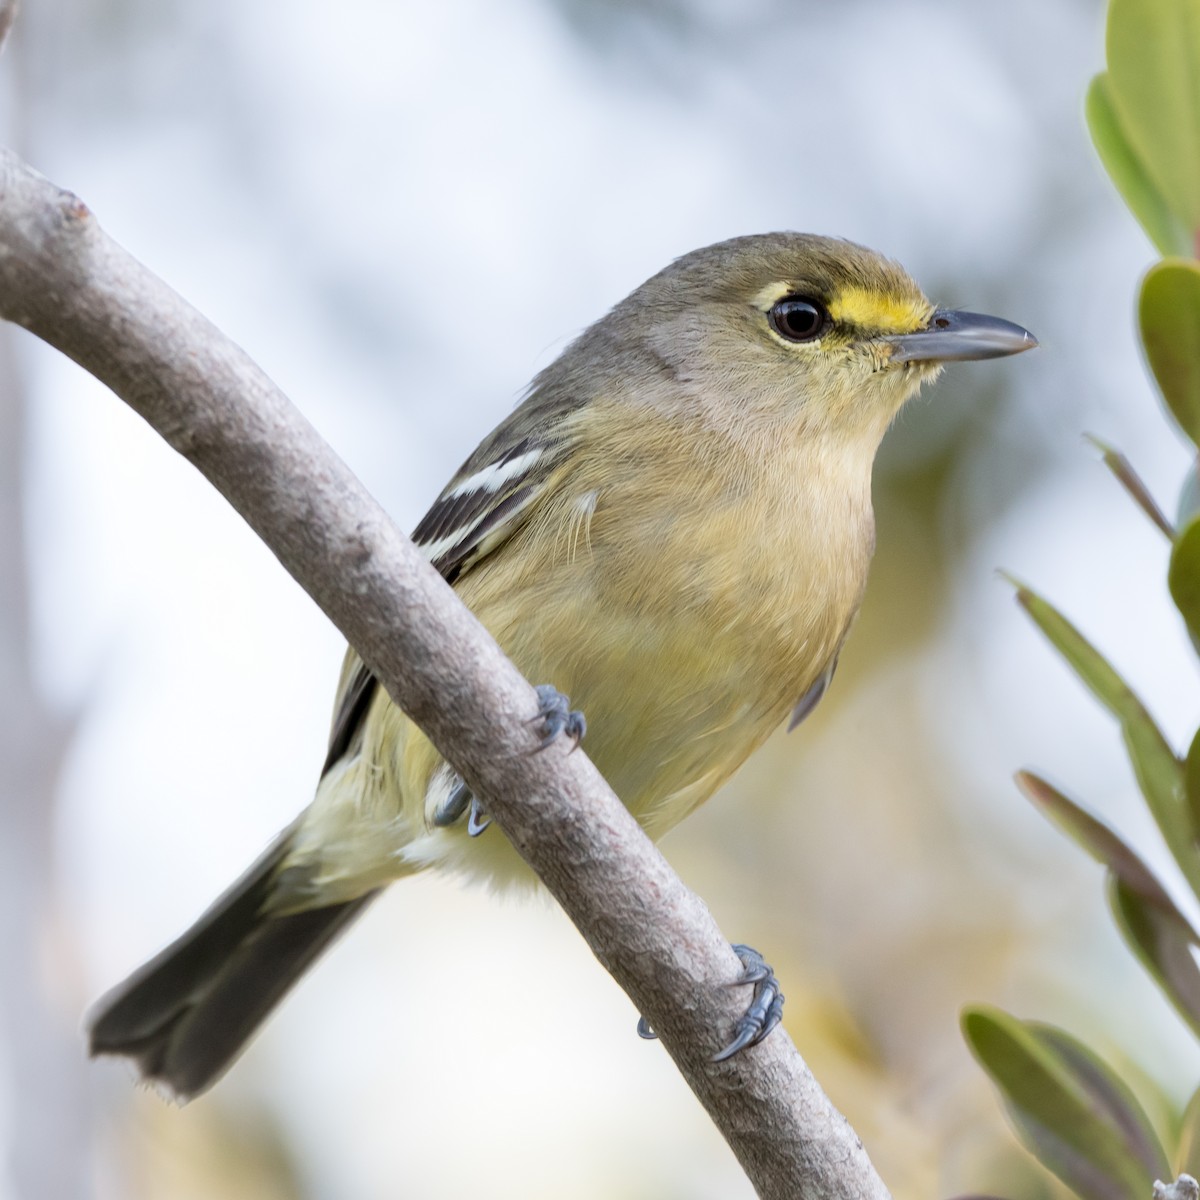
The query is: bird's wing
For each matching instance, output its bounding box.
[320,402,578,778]
[409,433,551,585]
[320,655,380,775]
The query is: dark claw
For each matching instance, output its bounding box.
[634,944,784,1060]
[433,778,473,828]
[712,944,784,1063]
[433,777,491,836]
[467,793,491,837]
[532,684,586,751]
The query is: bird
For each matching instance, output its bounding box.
[87,232,1036,1100]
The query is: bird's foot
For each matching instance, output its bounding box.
[532,684,586,751]
[433,778,491,837]
[713,944,784,1061]
[635,943,784,1062]
[433,684,583,836]
[433,778,471,827]
[467,792,491,837]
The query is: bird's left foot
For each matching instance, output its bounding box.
[466,792,491,837]
[433,778,470,828]
[433,778,492,837]
[635,943,784,1061]
[532,684,586,751]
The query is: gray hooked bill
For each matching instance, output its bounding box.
[883,309,1038,364]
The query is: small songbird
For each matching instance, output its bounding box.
[87,233,1036,1099]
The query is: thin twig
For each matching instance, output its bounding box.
[1084,433,1175,540]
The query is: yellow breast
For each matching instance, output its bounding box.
[457,400,876,830]
[286,397,879,901]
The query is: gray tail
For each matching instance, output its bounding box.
[87,827,378,1101]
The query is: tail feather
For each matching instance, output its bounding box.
[87,826,378,1100]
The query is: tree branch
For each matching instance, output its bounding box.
[0,0,16,53]
[1156,1179,1200,1200]
[0,147,890,1200]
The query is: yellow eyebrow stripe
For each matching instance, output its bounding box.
[828,286,933,335]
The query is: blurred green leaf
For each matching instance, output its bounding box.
[963,1007,1168,1200]
[1033,1024,1173,1183]
[1141,262,1200,447]
[1017,773,1200,1039]
[1086,73,1192,256]
[1107,0,1200,235]
[1176,1086,1200,1176]
[1085,434,1175,539]
[1009,582,1194,889]
[1016,772,1183,903]
[1110,877,1200,1041]
[1170,518,1200,651]
[1180,462,1200,527]
[1186,728,1200,843]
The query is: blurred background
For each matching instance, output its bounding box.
[1,0,1195,1196]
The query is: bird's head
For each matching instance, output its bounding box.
[595,232,1036,446]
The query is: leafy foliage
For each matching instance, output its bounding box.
[966,1,1200,1197]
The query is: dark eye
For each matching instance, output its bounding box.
[769,295,828,343]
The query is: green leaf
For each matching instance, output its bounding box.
[1016,772,1184,903]
[1175,1085,1200,1176]
[963,1007,1169,1200]
[1016,773,1200,1033]
[1186,728,1200,843]
[1140,261,1200,447]
[1085,434,1175,539]
[1086,73,1192,257]
[1008,582,1193,890]
[1031,1024,1173,1184]
[1107,0,1200,235]
[1109,877,1200,1041]
[1169,517,1200,651]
